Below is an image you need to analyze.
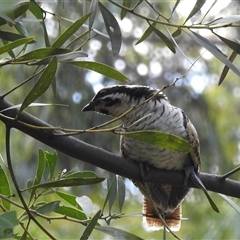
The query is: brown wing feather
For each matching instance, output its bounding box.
[186,120,201,171]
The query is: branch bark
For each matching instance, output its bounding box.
[0,97,240,198]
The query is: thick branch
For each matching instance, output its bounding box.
[0,98,240,198]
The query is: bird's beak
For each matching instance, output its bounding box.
[81,102,94,112]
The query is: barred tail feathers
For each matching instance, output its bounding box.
[142,197,181,232]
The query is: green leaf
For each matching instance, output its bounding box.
[29,149,46,201]
[18,58,57,115]
[184,0,206,23]
[121,0,132,20]
[29,1,50,47]
[219,51,238,85]
[88,0,98,32]
[0,12,15,25]
[0,30,26,41]
[31,51,88,65]
[0,2,30,26]
[36,200,60,215]
[214,32,240,54]
[54,206,87,220]
[106,173,117,213]
[95,226,144,240]
[117,176,125,213]
[70,61,128,82]
[25,176,105,190]
[29,1,43,20]
[62,171,99,179]
[52,12,92,48]
[149,24,176,53]
[172,28,182,38]
[135,24,154,45]
[14,21,28,37]
[120,130,192,152]
[188,30,240,77]
[0,211,19,239]
[99,2,122,56]
[14,47,71,62]
[0,36,35,55]
[45,151,58,181]
[0,166,11,210]
[80,210,101,240]
[56,191,83,210]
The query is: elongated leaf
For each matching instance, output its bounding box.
[29,1,43,20]
[25,176,105,190]
[219,51,238,85]
[219,193,240,214]
[0,2,30,26]
[70,61,128,82]
[15,21,28,37]
[99,2,122,56]
[95,226,144,240]
[80,210,101,240]
[0,166,11,210]
[0,211,18,239]
[76,196,92,218]
[63,171,99,179]
[172,28,182,38]
[120,130,192,152]
[36,200,60,215]
[52,12,91,48]
[89,0,98,32]
[184,0,206,23]
[56,191,83,210]
[121,0,132,20]
[45,151,57,181]
[31,51,88,65]
[150,24,175,53]
[0,103,67,113]
[18,58,57,115]
[171,0,181,15]
[0,12,15,25]
[0,31,26,42]
[54,206,87,220]
[188,31,240,77]
[214,33,240,54]
[29,1,50,47]
[117,176,125,213]
[30,149,46,201]
[210,15,240,25]
[135,24,154,45]
[106,173,117,213]
[14,48,70,62]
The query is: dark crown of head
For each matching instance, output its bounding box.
[93,85,167,101]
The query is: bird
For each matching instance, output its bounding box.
[82,85,200,232]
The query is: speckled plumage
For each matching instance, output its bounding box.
[82,85,200,231]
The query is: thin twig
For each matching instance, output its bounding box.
[108,0,240,30]
[4,126,57,240]
[221,166,240,180]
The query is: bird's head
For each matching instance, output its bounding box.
[82,85,166,117]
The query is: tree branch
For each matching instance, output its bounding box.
[0,98,240,198]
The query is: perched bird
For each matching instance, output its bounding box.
[82,85,200,231]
